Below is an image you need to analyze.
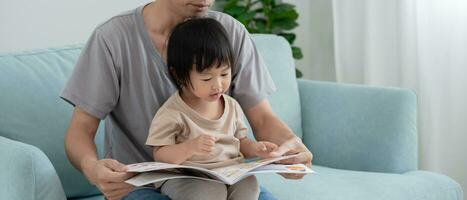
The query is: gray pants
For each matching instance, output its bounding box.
[160,175,259,200]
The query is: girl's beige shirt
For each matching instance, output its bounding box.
[146,91,247,169]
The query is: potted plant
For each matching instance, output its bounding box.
[216,0,303,77]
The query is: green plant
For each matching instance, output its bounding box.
[217,0,303,78]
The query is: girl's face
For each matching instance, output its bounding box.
[187,64,231,102]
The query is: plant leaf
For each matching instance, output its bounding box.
[272,19,298,31]
[253,18,268,33]
[295,68,303,78]
[278,33,296,44]
[260,0,272,5]
[237,11,256,24]
[224,5,247,16]
[223,0,240,10]
[292,46,303,59]
[270,4,298,20]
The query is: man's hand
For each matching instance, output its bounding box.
[187,134,218,156]
[83,159,135,200]
[269,137,313,180]
[253,141,278,158]
[245,100,313,179]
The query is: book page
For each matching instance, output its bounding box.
[249,163,314,174]
[125,171,224,187]
[210,154,301,183]
[126,162,229,182]
[127,162,200,173]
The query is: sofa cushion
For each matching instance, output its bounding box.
[0,136,66,200]
[298,79,418,173]
[0,46,105,198]
[257,165,463,200]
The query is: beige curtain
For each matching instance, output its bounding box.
[332,0,467,193]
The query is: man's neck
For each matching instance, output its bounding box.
[142,1,185,35]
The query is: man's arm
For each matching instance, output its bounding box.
[65,107,134,200]
[245,100,295,144]
[245,99,313,179]
[65,107,100,172]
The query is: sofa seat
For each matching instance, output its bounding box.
[257,166,462,199]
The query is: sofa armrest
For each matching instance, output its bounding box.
[0,136,66,200]
[298,79,418,173]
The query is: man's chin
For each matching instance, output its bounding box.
[189,6,210,16]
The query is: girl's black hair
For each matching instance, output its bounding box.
[167,18,234,89]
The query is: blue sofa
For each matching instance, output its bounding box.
[0,34,463,200]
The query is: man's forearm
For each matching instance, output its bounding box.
[64,107,101,174]
[252,114,297,145]
[65,129,99,173]
[246,100,297,146]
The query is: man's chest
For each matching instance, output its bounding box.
[147,32,168,62]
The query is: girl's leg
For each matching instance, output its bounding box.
[161,178,228,200]
[227,176,260,200]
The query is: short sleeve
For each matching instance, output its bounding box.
[60,29,120,119]
[146,108,182,147]
[233,101,248,139]
[230,23,277,110]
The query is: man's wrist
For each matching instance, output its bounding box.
[281,135,300,144]
[80,157,98,180]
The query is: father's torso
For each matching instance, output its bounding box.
[97,6,243,164]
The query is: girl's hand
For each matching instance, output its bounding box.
[254,141,278,158]
[188,134,218,156]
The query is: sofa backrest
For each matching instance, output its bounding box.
[0,34,302,198]
[0,45,104,197]
[249,34,303,138]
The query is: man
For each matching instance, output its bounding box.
[61,0,313,199]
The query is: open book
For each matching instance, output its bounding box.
[125,154,314,186]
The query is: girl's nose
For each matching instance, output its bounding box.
[212,78,223,90]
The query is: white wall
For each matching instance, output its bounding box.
[283,0,336,81]
[0,0,151,53]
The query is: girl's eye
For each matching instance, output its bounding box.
[221,73,229,77]
[202,78,211,82]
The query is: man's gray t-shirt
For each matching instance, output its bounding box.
[60,5,276,164]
